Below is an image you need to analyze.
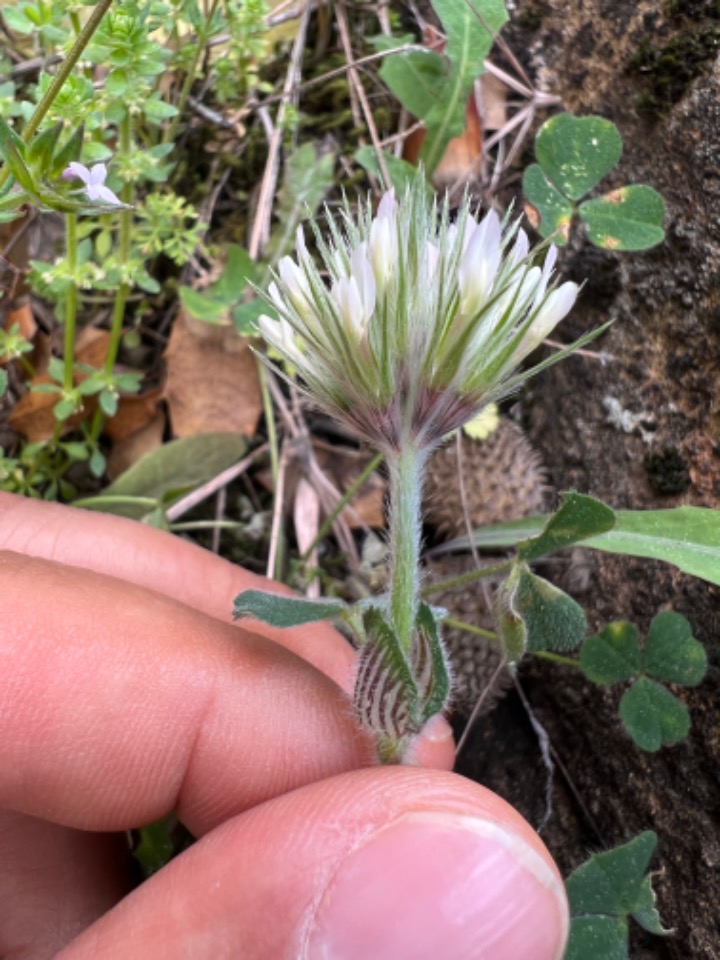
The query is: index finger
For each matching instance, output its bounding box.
[0,492,355,690]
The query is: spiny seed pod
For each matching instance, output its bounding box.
[425,554,512,715]
[424,419,549,539]
[423,419,549,714]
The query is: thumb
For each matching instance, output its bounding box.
[61,768,568,960]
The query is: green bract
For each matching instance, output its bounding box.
[258,176,588,453]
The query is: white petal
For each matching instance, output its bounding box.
[458,209,503,314]
[92,184,122,205]
[426,241,439,277]
[510,229,529,264]
[64,161,90,184]
[376,188,397,221]
[350,244,376,319]
[89,163,108,186]
[518,281,579,359]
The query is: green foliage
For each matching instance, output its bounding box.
[74,434,248,521]
[518,492,616,562]
[377,0,508,175]
[564,832,666,960]
[523,114,666,250]
[180,244,262,332]
[580,612,707,751]
[233,590,349,627]
[355,146,434,198]
[448,503,720,587]
[584,507,720,586]
[580,621,641,684]
[495,561,587,661]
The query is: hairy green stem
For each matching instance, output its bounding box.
[386,444,426,656]
[89,110,133,443]
[50,212,78,447]
[442,616,498,642]
[421,556,513,597]
[63,212,78,393]
[535,650,580,669]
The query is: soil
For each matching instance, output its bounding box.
[454,3,720,957]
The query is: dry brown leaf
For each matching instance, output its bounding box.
[164,309,262,438]
[258,442,386,530]
[294,476,321,597]
[477,72,508,132]
[106,409,166,481]
[104,385,164,442]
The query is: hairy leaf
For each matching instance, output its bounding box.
[233,590,348,627]
[619,678,690,751]
[580,185,665,251]
[580,622,641,685]
[642,611,707,686]
[518,492,616,562]
[522,163,574,243]
[535,114,622,200]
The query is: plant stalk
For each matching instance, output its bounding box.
[386,444,426,656]
[63,212,78,393]
[0,0,115,193]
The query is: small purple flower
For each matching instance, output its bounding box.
[62,162,122,206]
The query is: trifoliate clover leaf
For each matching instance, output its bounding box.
[580,622,641,685]
[642,611,707,686]
[619,677,690,752]
[564,831,668,960]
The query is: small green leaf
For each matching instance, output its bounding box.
[232,298,266,336]
[535,114,622,200]
[522,163,575,243]
[566,831,658,916]
[52,123,85,175]
[380,48,447,121]
[414,602,451,721]
[75,433,247,520]
[355,146,433,198]
[179,286,229,324]
[580,622,641,684]
[642,611,707,686]
[632,875,667,935]
[26,122,63,172]
[518,492,616,562]
[619,677,690,751]
[579,185,665,251]
[0,368,7,395]
[565,832,664,960]
[421,0,508,173]
[564,916,628,960]
[142,97,179,123]
[106,69,128,97]
[0,117,36,193]
[233,589,348,627]
[495,562,586,658]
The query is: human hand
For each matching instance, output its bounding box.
[0,492,568,959]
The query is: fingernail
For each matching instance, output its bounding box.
[305,812,568,960]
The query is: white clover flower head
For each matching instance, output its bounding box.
[62,162,122,206]
[257,175,588,454]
